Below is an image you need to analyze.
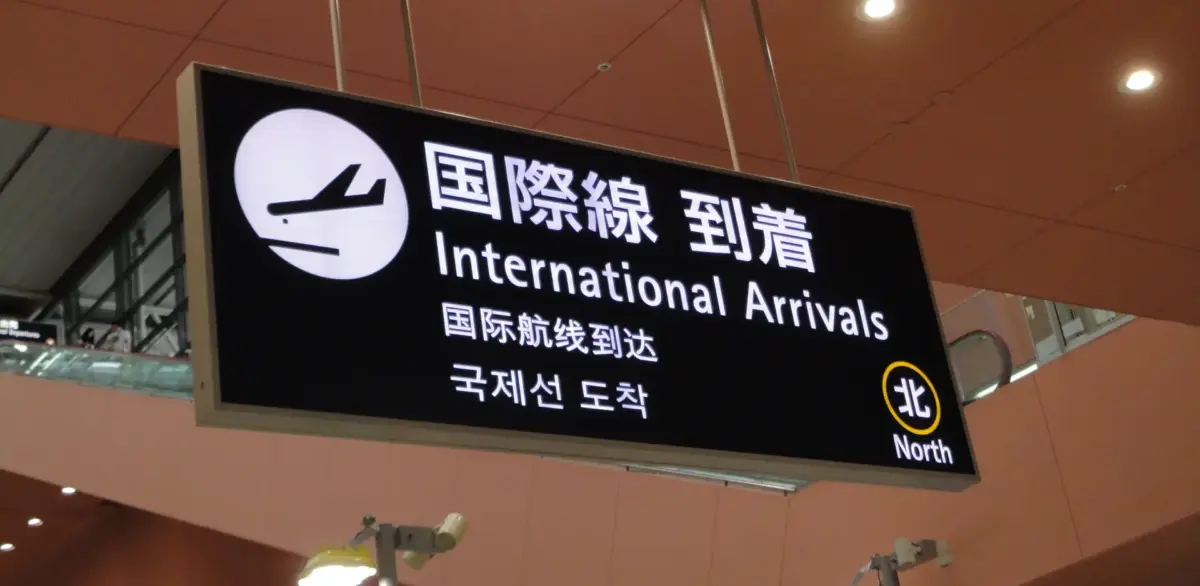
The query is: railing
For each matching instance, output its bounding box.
[0,342,193,398]
[0,290,1134,493]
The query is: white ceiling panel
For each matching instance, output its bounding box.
[0,126,170,293]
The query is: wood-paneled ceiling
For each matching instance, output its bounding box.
[0,470,110,585]
[0,0,1196,323]
[1020,511,1200,586]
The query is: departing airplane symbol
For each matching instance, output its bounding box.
[258,164,387,257]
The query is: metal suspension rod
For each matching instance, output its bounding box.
[699,0,741,172]
[328,0,347,91]
[748,0,799,181]
[375,524,400,586]
[400,0,424,107]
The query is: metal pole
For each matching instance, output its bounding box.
[748,0,799,181]
[400,0,424,107]
[328,0,347,91]
[375,524,400,586]
[698,0,741,172]
[876,556,901,586]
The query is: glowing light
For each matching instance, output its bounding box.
[297,565,377,586]
[0,543,13,552]
[297,546,376,586]
[1123,69,1157,92]
[1009,363,1039,383]
[61,487,77,495]
[861,0,897,19]
[26,518,42,527]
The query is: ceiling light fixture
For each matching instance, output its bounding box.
[1122,68,1158,93]
[859,0,898,20]
[298,546,377,586]
[26,518,42,528]
[0,543,13,552]
[61,486,76,495]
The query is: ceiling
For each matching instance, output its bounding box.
[0,117,169,315]
[0,0,1197,324]
[0,471,1196,586]
[0,469,111,585]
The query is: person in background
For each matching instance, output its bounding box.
[100,324,132,353]
[80,327,96,349]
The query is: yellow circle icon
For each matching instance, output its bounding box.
[882,361,941,436]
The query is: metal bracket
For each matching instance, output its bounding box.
[894,538,952,569]
[850,539,951,586]
[390,525,443,555]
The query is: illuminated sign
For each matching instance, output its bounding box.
[0,318,58,345]
[177,64,978,491]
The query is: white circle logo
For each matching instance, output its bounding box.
[233,108,408,280]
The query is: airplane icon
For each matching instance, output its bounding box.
[258,164,387,256]
[267,164,386,215]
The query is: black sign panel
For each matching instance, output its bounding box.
[178,64,978,490]
[0,318,58,345]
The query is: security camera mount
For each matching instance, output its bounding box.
[849,539,952,586]
[346,515,459,586]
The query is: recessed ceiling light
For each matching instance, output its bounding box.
[859,0,898,20]
[26,518,42,528]
[1122,68,1158,92]
[60,487,76,495]
[0,543,13,552]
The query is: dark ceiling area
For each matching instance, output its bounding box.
[0,467,303,586]
[0,469,112,584]
[1021,512,1200,586]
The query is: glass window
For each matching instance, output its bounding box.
[122,189,183,355]
[132,267,182,357]
[129,191,172,262]
[1053,302,1129,350]
[134,229,177,303]
[77,250,118,326]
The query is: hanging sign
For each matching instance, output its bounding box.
[177,64,978,490]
